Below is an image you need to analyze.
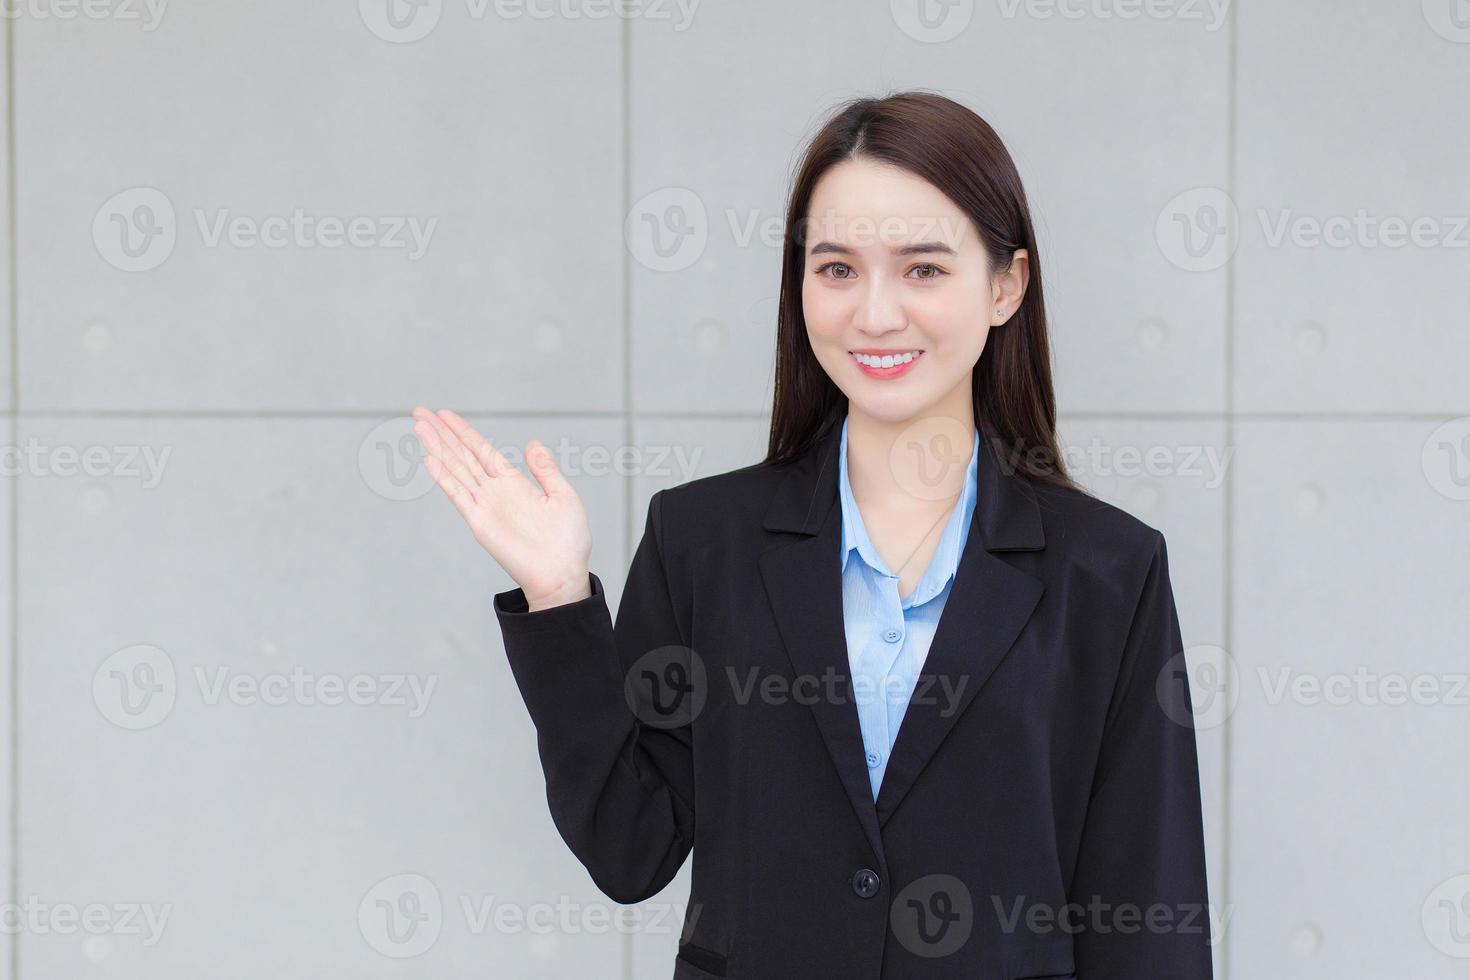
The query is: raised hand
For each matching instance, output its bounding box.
[412,407,592,611]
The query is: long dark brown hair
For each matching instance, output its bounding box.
[764,90,1077,491]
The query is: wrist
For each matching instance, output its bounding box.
[523,572,592,612]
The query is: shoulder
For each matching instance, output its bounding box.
[1026,478,1171,598]
[645,457,794,543]
[648,458,1170,583]
[1031,478,1164,552]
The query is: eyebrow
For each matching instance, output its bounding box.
[809,240,958,257]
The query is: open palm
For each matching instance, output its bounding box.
[412,406,592,610]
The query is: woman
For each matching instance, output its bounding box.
[412,91,1212,980]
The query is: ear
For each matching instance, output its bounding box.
[991,248,1029,324]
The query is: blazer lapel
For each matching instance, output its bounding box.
[758,416,1049,848]
[758,420,888,864]
[874,426,1047,825]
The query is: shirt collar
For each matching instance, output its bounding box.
[837,414,981,608]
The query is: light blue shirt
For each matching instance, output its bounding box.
[837,415,980,800]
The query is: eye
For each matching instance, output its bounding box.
[908,263,947,280]
[815,261,855,280]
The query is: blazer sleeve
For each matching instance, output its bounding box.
[492,488,695,905]
[1067,530,1214,978]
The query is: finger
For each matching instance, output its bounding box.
[414,418,484,504]
[422,453,484,525]
[524,438,573,498]
[415,410,487,488]
[436,408,518,481]
[425,408,493,486]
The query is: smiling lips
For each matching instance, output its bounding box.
[849,348,923,379]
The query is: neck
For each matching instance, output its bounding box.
[845,377,975,514]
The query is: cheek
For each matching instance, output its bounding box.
[910,288,989,346]
[801,283,847,337]
[934,324,992,369]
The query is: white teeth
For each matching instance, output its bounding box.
[851,350,921,368]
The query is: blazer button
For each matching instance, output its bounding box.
[852,868,881,899]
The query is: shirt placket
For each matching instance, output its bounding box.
[868,573,907,784]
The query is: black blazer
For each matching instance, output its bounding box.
[494,419,1213,980]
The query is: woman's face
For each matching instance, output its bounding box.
[801,157,1025,426]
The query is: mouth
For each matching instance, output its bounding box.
[848,348,924,379]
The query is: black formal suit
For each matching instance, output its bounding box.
[494,418,1214,979]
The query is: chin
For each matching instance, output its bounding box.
[845,393,931,424]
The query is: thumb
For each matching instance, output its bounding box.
[525,439,572,497]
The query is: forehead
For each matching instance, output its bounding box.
[804,158,977,250]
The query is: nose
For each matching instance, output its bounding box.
[852,275,906,335]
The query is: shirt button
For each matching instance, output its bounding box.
[865,751,881,769]
[882,628,901,643]
[852,868,881,899]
